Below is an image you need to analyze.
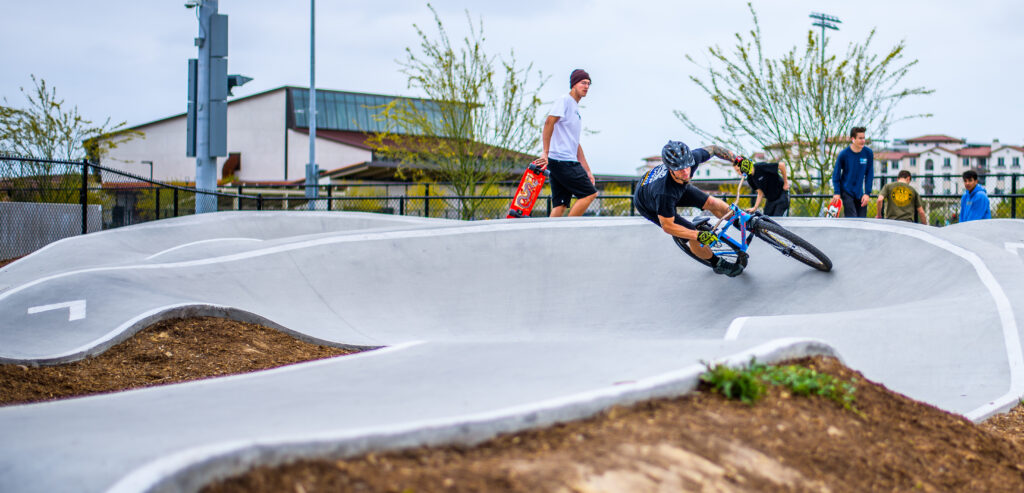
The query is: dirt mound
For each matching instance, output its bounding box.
[204,356,1024,493]
[3,317,1024,492]
[0,317,356,406]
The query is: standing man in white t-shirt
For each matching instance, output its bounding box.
[536,69,597,217]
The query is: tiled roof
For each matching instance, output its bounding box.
[956,147,991,157]
[294,128,373,150]
[905,134,964,143]
[876,151,917,160]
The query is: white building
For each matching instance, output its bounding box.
[100,86,442,184]
[876,135,1024,195]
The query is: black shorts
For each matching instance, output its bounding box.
[634,183,709,229]
[548,159,597,207]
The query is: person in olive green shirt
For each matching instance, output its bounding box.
[876,170,926,224]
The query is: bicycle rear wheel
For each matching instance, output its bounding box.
[751,220,832,272]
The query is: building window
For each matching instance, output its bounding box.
[943,158,951,168]
[997,157,1005,168]
[978,157,987,169]
[1014,157,1021,168]
[881,161,888,173]
[910,158,917,167]
[963,157,970,168]
[925,159,934,171]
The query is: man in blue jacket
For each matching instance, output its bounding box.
[959,170,991,222]
[831,126,874,217]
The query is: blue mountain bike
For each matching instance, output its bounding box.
[675,168,833,273]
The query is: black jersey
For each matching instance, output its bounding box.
[634,148,712,218]
[746,162,785,201]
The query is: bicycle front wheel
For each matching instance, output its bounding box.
[751,220,832,272]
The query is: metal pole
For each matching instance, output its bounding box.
[195,0,219,213]
[424,183,430,217]
[305,0,318,207]
[810,13,840,162]
[819,23,825,160]
[80,159,88,234]
[1013,174,1018,219]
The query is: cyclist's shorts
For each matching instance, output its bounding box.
[634,183,708,229]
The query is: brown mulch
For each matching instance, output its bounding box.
[0,256,23,269]
[204,356,1024,493]
[3,317,1024,492]
[0,317,357,406]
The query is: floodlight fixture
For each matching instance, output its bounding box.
[809,12,841,30]
[226,74,253,96]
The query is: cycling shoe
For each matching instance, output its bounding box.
[712,260,745,277]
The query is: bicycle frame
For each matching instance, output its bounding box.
[700,173,758,258]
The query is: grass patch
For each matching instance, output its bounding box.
[700,359,859,412]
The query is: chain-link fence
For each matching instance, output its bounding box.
[2,155,1022,260]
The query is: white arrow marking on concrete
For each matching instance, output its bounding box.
[27,300,87,321]
[1006,242,1024,256]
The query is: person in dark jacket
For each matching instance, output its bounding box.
[959,170,991,222]
[734,160,790,216]
[832,126,874,218]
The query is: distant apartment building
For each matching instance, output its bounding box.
[875,135,1023,195]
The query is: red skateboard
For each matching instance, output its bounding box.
[507,160,549,218]
[825,197,843,218]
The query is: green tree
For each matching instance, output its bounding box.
[1,75,141,203]
[675,3,933,196]
[1,75,141,161]
[368,5,546,220]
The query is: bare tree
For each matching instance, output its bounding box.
[368,5,546,219]
[675,3,933,194]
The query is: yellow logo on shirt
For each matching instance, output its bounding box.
[890,185,913,207]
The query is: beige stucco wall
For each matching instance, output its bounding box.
[100,88,371,183]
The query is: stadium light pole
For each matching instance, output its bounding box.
[305,0,319,208]
[809,12,841,159]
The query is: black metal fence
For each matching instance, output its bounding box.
[2,156,1022,260]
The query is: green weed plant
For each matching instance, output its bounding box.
[700,359,859,413]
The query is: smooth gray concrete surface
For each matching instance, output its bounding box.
[1,212,1023,493]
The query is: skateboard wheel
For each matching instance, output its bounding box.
[509,209,522,218]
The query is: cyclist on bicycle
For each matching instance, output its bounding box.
[634,140,747,277]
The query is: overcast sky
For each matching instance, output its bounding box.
[3,0,1021,175]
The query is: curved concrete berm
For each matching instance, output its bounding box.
[1,212,1023,493]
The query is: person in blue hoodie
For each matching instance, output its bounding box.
[832,126,874,217]
[959,170,991,222]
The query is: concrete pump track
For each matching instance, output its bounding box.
[2,211,1024,493]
